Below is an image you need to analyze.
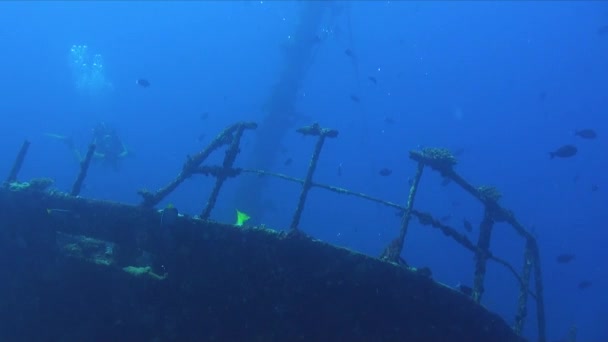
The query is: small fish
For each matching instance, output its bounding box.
[344,48,354,57]
[136,79,150,87]
[550,145,577,159]
[200,112,209,120]
[463,219,473,233]
[574,129,597,140]
[160,203,178,228]
[196,133,206,142]
[578,280,592,290]
[367,76,377,85]
[337,163,343,177]
[350,94,360,103]
[538,91,547,101]
[378,168,392,177]
[284,158,293,166]
[441,177,451,187]
[591,184,599,192]
[235,209,251,227]
[556,253,575,264]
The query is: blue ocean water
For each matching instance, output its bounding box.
[0,1,606,341]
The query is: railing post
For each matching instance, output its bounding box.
[4,140,30,185]
[138,122,257,208]
[529,239,547,342]
[380,162,424,263]
[472,208,494,303]
[513,238,533,335]
[290,123,338,231]
[200,126,247,220]
[71,144,96,196]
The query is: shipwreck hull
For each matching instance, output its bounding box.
[0,187,525,342]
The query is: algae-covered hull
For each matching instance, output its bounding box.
[0,187,525,342]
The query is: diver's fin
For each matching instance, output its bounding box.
[45,133,83,162]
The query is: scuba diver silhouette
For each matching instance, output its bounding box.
[46,122,131,171]
[89,122,130,170]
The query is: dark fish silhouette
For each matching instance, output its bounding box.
[196,133,206,142]
[368,76,377,85]
[574,129,597,139]
[591,184,599,192]
[578,280,592,290]
[136,79,150,87]
[378,168,392,176]
[200,112,209,120]
[556,253,575,264]
[344,48,354,57]
[310,34,323,45]
[550,145,577,159]
[350,94,360,103]
[284,158,293,166]
[337,163,343,177]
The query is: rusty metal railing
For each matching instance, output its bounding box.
[3,121,547,342]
